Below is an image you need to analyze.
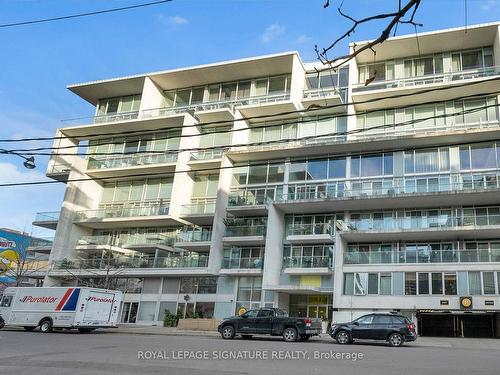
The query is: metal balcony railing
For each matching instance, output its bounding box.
[176,229,212,242]
[228,186,281,207]
[189,149,224,161]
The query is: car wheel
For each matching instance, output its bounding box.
[299,335,311,342]
[23,326,36,331]
[39,319,53,333]
[335,330,351,345]
[282,327,298,342]
[221,325,235,340]
[388,333,404,347]
[241,335,252,340]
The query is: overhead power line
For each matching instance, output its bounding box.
[8,102,500,158]
[5,89,500,155]
[1,76,499,144]
[2,136,500,188]
[0,0,172,28]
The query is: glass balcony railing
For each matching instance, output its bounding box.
[238,92,291,106]
[34,211,60,222]
[282,255,332,268]
[48,162,72,174]
[28,237,54,248]
[62,111,140,125]
[75,202,169,221]
[228,186,282,207]
[181,199,216,215]
[87,153,177,170]
[54,255,209,270]
[280,173,500,202]
[286,223,334,236]
[221,257,264,269]
[176,229,212,242]
[189,149,224,161]
[344,248,500,265]
[303,87,340,100]
[342,213,500,232]
[77,235,114,246]
[352,65,500,92]
[224,225,267,237]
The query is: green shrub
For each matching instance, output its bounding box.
[163,310,178,327]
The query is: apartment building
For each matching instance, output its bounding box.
[35,22,500,337]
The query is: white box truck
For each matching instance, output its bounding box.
[0,287,123,333]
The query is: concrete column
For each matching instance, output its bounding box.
[262,205,285,291]
[138,77,166,116]
[208,154,232,274]
[333,232,347,309]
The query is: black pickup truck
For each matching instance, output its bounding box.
[217,308,322,342]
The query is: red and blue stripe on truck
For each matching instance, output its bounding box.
[55,288,81,311]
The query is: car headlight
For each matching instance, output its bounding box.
[330,325,337,331]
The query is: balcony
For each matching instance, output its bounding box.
[47,161,72,181]
[73,201,181,228]
[339,212,500,241]
[302,88,344,113]
[188,150,224,170]
[220,256,263,275]
[175,228,212,251]
[32,211,60,230]
[351,66,500,110]
[76,233,176,251]
[282,255,332,275]
[286,223,334,244]
[344,247,500,265]
[236,93,298,118]
[180,199,216,224]
[51,254,209,276]
[227,186,281,215]
[223,224,266,245]
[275,174,500,213]
[86,153,177,178]
[28,237,54,254]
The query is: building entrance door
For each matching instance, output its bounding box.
[121,302,138,323]
[418,313,495,337]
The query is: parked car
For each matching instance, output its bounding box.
[0,314,5,329]
[329,313,417,347]
[218,308,322,342]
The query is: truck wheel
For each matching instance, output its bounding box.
[221,325,235,339]
[283,327,298,342]
[39,319,53,333]
[241,335,253,340]
[335,330,351,344]
[23,326,35,331]
[388,333,404,347]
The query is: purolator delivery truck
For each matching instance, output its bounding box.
[0,287,123,333]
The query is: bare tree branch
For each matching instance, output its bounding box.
[317,0,422,72]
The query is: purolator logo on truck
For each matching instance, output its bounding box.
[87,296,114,303]
[20,296,58,303]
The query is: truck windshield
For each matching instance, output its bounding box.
[0,295,12,307]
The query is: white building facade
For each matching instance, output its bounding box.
[36,22,500,337]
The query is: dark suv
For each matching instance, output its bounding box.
[330,313,416,347]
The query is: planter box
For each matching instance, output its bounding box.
[176,318,221,331]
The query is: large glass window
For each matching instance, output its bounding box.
[483,272,496,295]
[405,272,417,295]
[468,272,482,295]
[418,273,429,294]
[444,273,457,295]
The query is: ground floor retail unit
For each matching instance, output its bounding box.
[417,311,500,338]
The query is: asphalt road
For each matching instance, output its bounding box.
[0,330,499,375]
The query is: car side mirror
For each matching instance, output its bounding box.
[353,321,359,326]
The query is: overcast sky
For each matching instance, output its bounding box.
[1,0,500,236]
